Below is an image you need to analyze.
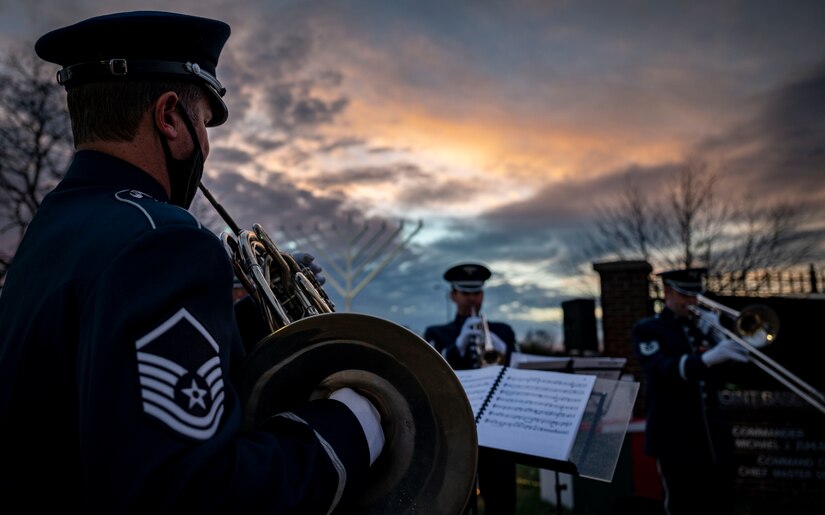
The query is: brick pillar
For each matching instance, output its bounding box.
[593,260,653,416]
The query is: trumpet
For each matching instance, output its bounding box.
[198,183,478,514]
[690,294,825,416]
[469,309,505,368]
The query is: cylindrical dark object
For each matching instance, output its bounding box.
[562,298,598,354]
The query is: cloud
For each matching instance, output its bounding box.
[197,166,341,232]
[210,147,253,166]
[319,137,366,153]
[482,163,676,230]
[314,163,422,187]
[745,60,825,195]
[206,10,354,139]
[263,81,349,131]
[697,58,825,204]
[7,0,825,339]
[396,174,488,207]
[470,53,825,272]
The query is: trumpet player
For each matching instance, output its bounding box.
[632,268,748,515]
[0,12,383,514]
[424,263,517,515]
[425,263,513,370]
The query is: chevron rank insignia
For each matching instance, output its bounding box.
[135,308,225,440]
[638,340,660,356]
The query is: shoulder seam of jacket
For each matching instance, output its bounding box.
[115,189,156,229]
[114,190,203,231]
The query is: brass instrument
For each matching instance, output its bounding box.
[199,183,478,514]
[469,309,505,368]
[690,294,825,416]
[479,314,505,367]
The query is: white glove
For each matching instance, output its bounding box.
[488,331,507,355]
[701,338,749,367]
[329,387,384,465]
[455,316,483,356]
[741,328,769,349]
[695,310,720,337]
[291,251,326,286]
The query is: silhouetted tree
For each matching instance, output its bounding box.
[0,46,72,282]
[592,156,818,284]
[520,328,559,355]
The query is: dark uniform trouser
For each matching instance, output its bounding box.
[657,458,736,515]
[477,447,516,515]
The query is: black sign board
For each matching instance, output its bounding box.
[713,296,825,514]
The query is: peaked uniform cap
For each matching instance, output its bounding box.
[658,268,707,296]
[35,11,231,126]
[444,263,492,292]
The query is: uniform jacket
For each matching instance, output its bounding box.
[424,314,516,370]
[0,151,368,514]
[632,307,736,465]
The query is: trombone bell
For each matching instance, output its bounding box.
[735,304,780,349]
[692,294,825,416]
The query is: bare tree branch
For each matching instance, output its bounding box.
[0,46,73,282]
[591,155,818,280]
[592,173,661,262]
[710,200,819,290]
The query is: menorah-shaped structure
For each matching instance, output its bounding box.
[280,215,423,312]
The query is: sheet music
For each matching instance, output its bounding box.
[456,366,596,461]
[454,366,504,416]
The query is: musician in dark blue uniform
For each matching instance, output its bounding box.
[632,268,748,515]
[0,12,382,514]
[424,263,517,515]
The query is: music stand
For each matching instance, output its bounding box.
[503,353,639,514]
[510,352,628,380]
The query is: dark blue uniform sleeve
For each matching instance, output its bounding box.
[425,320,516,370]
[632,318,709,385]
[425,323,468,369]
[631,313,739,462]
[78,225,369,514]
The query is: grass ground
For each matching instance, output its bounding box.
[474,466,568,515]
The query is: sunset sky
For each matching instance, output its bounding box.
[2,0,824,341]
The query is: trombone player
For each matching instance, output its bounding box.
[632,268,748,515]
[424,263,517,514]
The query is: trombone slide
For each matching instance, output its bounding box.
[692,295,825,416]
[712,322,825,415]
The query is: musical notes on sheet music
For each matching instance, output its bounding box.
[455,365,596,461]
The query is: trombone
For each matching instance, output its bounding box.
[690,294,825,416]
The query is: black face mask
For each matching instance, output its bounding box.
[159,105,204,209]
